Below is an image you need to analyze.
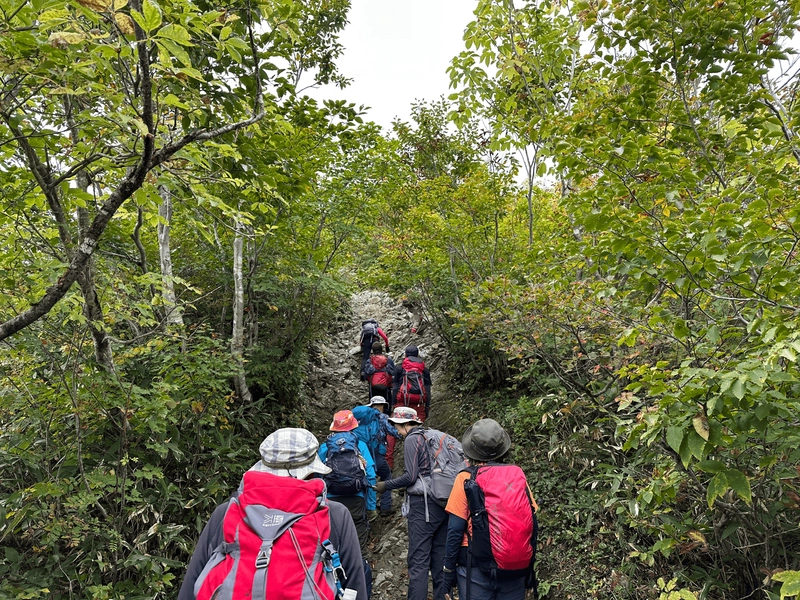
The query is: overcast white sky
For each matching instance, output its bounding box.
[309,0,478,131]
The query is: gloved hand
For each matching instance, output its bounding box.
[443,567,457,592]
[375,481,387,494]
[367,509,378,522]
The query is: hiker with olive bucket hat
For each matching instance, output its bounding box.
[443,419,539,600]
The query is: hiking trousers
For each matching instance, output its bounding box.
[456,566,525,600]
[374,454,392,511]
[406,495,448,600]
[329,495,369,556]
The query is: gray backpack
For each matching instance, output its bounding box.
[360,319,379,345]
[408,428,466,516]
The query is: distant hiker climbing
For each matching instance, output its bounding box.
[393,345,431,421]
[363,341,395,404]
[178,428,368,600]
[319,410,377,597]
[359,319,390,379]
[443,419,539,600]
[352,397,399,516]
[375,407,463,600]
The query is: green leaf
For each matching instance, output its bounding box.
[157,24,193,46]
[707,472,728,508]
[731,378,745,400]
[697,460,726,474]
[687,430,707,460]
[666,426,684,453]
[673,319,690,340]
[726,468,751,504]
[773,570,800,599]
[142,0,162,31]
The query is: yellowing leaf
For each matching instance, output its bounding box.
[115,12,135,35]
[112,0,128,9]
[693,414,709,441]
[48,31,85,46]
[687,531,707,545]
[75,0,112,11]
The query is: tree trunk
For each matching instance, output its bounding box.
[231,219,252,402]
[157,186,184,328]
[64,96,114,370]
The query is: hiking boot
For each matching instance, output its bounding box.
[380,507,395,517]
[367,509,378,522]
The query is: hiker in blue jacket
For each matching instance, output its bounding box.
[353,397,399,517]
[319,410,377,597]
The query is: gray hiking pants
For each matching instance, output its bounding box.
[406,495,448,600]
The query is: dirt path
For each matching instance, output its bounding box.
[304,291,454,600]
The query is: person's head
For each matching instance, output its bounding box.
[368,396,390,414]
[461,418,511,465]
[404,345,419,357]
[388,406,422,436]
[329,409,359,432]
[249,428,331,480]
[372,341,383,354]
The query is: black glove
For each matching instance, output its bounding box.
[443,567,457,592]
[375,481,387,494]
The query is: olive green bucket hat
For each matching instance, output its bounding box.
[461,418,511,462]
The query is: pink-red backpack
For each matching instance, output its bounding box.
[194,471,345,600]
[464,464,538,590]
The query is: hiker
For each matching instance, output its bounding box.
[442,419,539,600]
[178,428,368,600]
[359,319,390,379]
[392,345,431,421]
[374,407,452,600]
[387,344,432,467]
[364,342,395,405]
[352,397,400,516]
[319,410,377,597]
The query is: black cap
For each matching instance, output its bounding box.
[405,345,419,357]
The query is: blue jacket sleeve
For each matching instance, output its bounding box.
[380,414,399,439]
[358,440,377,510]
[444,514,467,571]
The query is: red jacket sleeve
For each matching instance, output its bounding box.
[377,327,389,349]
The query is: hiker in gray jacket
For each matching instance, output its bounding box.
[178,428,367,600]
[375,407,448,600]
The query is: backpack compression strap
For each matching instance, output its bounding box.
[321,539,347,599]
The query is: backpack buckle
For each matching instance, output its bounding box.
[255,545,272,569]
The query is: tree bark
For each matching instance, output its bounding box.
[231,219,252,402]
[157,186,184,328]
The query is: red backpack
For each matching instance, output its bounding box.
[398,357,426,402]
[194,471,346,600]
[368,355,392,388]
[464,464,538,588]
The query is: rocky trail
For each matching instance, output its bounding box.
[304,291,458,600]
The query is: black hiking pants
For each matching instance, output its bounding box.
[406,495,448,600]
